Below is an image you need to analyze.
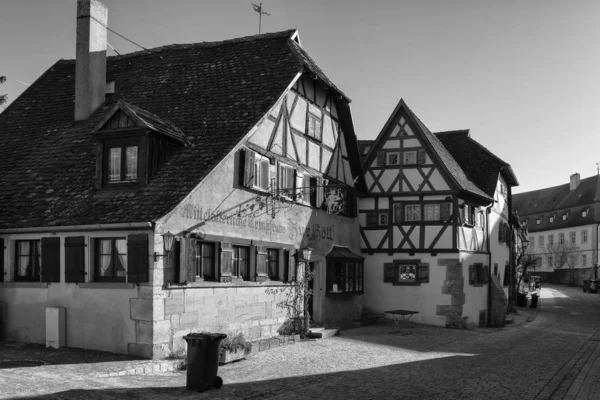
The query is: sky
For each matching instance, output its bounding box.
[1,0,599,194]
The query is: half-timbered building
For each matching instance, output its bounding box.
[0,0,365,358]
[359,100,518,328]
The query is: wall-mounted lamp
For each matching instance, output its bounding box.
[299,247,313,263]
[154,231,175,261]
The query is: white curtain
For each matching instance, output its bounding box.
[99,240,112,276]
[115,239,127,277]
[18,241,30,276]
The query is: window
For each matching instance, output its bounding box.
[232,246,249,279]
[562,213,568,221]
[582,230,588,244]
[582,254,587,266]
[549,234,554,246]
[296,173,311,203]
[500,182,507,197]
[469,263,488,286]
[379,212,389,225]
[570,231,576,245]
[95,238,127,282]
[424,204,440,221]
[15,240,41,281]
[582,209,588,217]
[267,249,279,280]
[387,152,399,166]
[405,204,421,221]
[253,155,270,191]
[278,163,295,197]
[307,112,322,140]
[393,203,403,223]
[539,236,544,248]
[559,233,565,245]
[107,145,138,183]
[327,259,364,293]
[403,150,416,165]
[462,205,475,225]
[536,218,542,225]
[195,242,215,280]
[383,260,429,285]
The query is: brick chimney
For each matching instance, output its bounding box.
[570,173,580,190]
[75,0,107,121]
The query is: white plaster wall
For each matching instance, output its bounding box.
[0,230,144,354]
[460,252,489,326]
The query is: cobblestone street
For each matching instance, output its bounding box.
[1,284,599,399]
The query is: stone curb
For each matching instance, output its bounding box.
[93,334,302,377]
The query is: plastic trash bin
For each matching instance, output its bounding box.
[184,333,227,392]
[517,293,528,307]
[530,294,539,309]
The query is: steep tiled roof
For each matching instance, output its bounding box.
[0,30,345,229]
[513,175,600,231]
[435,130,518,197]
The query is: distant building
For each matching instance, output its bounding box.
[357,100,518,328]
[513,173,600,285]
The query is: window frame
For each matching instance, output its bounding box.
[326,258,364,294]
[403,150,417,165]
[582,230,588,244]
[103,139,140,185]
[559,233,565,245]
[538,235,544,248]
[549,234,554,246]
[307,112,323,141]
[267,248,279,280]
[570,231,576,245]
[232,245,250,280]
[195,241,216,281]
[94,237,127,282]
[405,204,421,221]
[424,204,441,221]
[278,162,295,199]
[14,239,41,282]
[383,259,429,286]
[253,154,271,192]
[386,152,400,166]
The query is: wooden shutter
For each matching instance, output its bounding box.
[393,203,403,223]
[505,224,512,246]
[242,148,255,188]
[346,188,356,217]
[376,151,386,166]
[317,177,326,209]
[366,210,377,227]
[503,262,510,286]
[384,263,395,282]
[256,246,268,277]
[238,148,246,186]
[483,265,489,284]
[417,149,426,165]
[127,233,149,283]
[220,242,233,278]
[65,236,85,283]
[0,238,4,283]
[41,237,60,283]
[418,263,430,283]
[179,237,196,284]
[169,239,181,283]
[468,264,476,285]
[288,250,296,282]
[441,202,451,220]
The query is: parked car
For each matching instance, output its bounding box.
[583,279,598,293]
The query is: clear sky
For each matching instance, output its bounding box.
[1,0,599,194]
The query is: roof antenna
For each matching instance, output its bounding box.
[251,3,271,34]
[597,162,599,175]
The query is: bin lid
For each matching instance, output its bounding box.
[184,333,228,341]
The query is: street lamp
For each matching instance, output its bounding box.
[299,247,313,333]
[154,231,175,261]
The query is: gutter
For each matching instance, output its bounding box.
[0,222,153,234]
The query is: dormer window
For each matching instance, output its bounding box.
[582,209,589,217]
[563,212,568,220]
[536,217,542,225]
[107,144,138,183]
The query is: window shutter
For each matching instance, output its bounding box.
[347,188,357,217]
[220,242,233,277]
[483,265,489,284]
[384,263,394,282]
[256,246,268,277]
[288,250,297,282]
[440,203,450,220]
[317,177,326,209]
[179,238,196,284]
[310,177,318,207]
[366,210,377,227]
[394,203,403,223]
[0,238,4,283]
[503,262,509,286]
[418,263,430,283]
[417,149,426,165]
[41,237,60,283]
[242,148,255,188]
[468,264,475,285]
[65,236,85,283]
[169,239,181,282]
[376,151,386,166]
[238,148,246,187]
[127,234,149,283]
[505,224,512,246]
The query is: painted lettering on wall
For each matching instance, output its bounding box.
[180,204,286,235]
[288,218,334,245]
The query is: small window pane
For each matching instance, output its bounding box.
[403,151,416,165]
[424,204,440,221]
[109,148,121,181]
[125,146,138,180]
[268,249,279,279]
[98,239,113,277]
[115,239,127,277]
[397,264,416,282]
[260,160,269,190]
[387,153,399,165]
[405,205,421,221]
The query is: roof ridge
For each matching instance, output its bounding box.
[515,174,600,197]
[434,129,470,137]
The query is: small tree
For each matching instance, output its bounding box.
[0,76,7,107]
[546,243,573,271]
[565,253,580,286]
[516,246,541,294]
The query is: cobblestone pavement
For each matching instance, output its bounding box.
[1,284,599,399]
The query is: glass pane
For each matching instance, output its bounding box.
[109,148,121,181]
[260,160,269,190]
[202,243,214,278]
[115,239,127,277]
[34,241,41,277]
[398,265,416,282]
[17,241,31,277]
[125,146,138,180]
[98,239,113,277]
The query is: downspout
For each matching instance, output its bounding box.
[485,202,494,327]
[507,184,515,311]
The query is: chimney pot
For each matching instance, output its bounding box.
[75,0,108,121]
[570,173,580,191]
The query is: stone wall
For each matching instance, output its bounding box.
[437,258,467,328]
[129,285,290,359]
[489,275,507,327]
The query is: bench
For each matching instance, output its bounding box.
[384,309,419,335]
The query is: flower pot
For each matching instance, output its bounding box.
[219,348,247,365]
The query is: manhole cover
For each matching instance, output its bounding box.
[0,360,45,368]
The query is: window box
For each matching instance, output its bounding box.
[325,247,364,294]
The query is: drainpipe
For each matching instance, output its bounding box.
[485,203,494,327]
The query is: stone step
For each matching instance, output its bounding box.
[307,328,339,339]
